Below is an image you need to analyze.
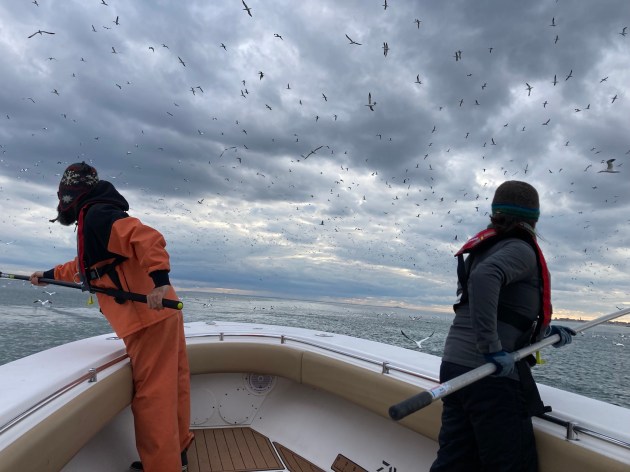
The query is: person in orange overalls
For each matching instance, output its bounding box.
[30,162,193,472]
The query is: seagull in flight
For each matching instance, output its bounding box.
[383,42,389,56]
[28,30,55,38]
[525,83,533,96]
[178,56,186,66]
[345,34,361,45]
[242,0,252,17]
[598,159,620,173]
[565,69,573,81]
[414,74,422,84]
[365,92,376,111]
[620,26,628,36]
[401,330,435,349]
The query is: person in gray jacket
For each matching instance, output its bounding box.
[430,181,575,472]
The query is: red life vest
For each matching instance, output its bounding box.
[455,227,552,341]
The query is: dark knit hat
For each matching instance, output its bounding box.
[491,180,540,221]
[57,162,99,211]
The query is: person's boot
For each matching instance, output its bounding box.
[129,450,188,471]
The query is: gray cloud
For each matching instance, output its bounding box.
[0,0,628,320]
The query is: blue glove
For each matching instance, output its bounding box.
[545,325,576,348]
[483,350,516,377]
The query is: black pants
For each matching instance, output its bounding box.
[430,362,538,472]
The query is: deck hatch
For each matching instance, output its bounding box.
[331,454,368,472]
[187,427,283,472]
[273,442,325,472]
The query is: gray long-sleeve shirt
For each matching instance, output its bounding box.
[442,237,541,374]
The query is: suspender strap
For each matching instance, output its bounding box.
[86,256,127,304]
[86,256,126,282]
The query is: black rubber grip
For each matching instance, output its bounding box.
[389,391,434,420]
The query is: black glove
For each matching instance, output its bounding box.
[484,350,516,377]
[545,325,576,348]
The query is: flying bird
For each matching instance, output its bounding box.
[552,74,557,86]
[415,19,421,28]
[178,56,186,66]
[302,145,323,160]
[565,69,573,80]
[382,42,389,56]
[620,26,628,36]
[28,30,55,38]
[242,0,252,17]
[598,159,620,173]
[345,34,361,45]
[611,94,618,103]
[525,83,533,96]
[365,92,376,111]
[401,330,435,349]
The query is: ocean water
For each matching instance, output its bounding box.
[1,280,628,410]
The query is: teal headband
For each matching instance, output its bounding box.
[491,203,540,220]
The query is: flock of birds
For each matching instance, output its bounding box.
[0,0,628,318]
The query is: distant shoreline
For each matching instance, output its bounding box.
[554,317,630,328]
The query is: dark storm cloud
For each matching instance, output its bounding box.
[0,0,628,319]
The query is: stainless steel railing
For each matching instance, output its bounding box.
[0,354,128,436]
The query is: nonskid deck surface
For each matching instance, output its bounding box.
[188,427,324,472]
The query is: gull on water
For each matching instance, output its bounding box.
[401,330,435,349]
[33,299,53,306]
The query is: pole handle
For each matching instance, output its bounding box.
[389,391,434,420]
[388,307,630,420]
[0,271,184,310]
[107,288,184,310]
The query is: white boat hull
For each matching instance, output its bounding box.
[1,321,629,471]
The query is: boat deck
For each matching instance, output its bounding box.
[188,427,325,472]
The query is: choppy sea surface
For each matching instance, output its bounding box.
[1,280,628,409]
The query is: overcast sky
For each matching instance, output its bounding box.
[0,0,628,321]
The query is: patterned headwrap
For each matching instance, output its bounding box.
[57,162,99,211]
[491,180,540,221]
